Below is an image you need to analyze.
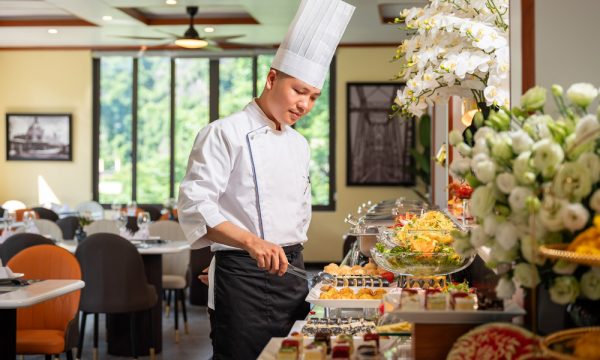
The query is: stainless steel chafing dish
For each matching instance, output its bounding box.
[345,198,433,257]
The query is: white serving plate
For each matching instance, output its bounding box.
[381,303,525,324]
[305,286,400,309]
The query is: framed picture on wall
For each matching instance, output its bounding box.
[347,83,416,186]
[6,113,72,161]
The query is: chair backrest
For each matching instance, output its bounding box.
[85,220,119,235]
[75,201,104,220]
[149,221,190,277]
[7,245,81,332]
[56,216,79,240]
[75,233,155,313]
[0,233,55,264]
[139,205,162,222]
[33,219,64,240]
[2,200,26,212]
[31,207,59,222]
[159,208,178,221]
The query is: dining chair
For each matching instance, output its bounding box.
[84,219,119,235]
[15,208,39,222]
[148,220,190,343]
[75,233,157,360]
[0,233,55,264]
[56,216,79,240]
[31,219,63,240]
[138,205,161,222]
[7,244,81,360]
[31,207,60,222]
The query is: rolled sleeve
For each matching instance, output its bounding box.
[178,124,233,247]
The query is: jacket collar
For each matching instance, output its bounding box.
[245,99,286,132]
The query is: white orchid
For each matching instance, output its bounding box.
[394,0,509,116]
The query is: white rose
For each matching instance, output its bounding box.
[575,114,600,145]
[553,259,578,275]
[549,276,580,305]
[567,82,599,108]
[469,226,489,248]
[457,143,472,157]
[495,276,516,299]
[471,185,496,218]
[490,138,513,162]
[532,139,564,178]
[473,126,496,143]
[472,138,489,156]
[473,160,496,184]
[552,162,592,201]
[577,152,600,183]
[520,235,545,266]
[495,172,516,195]
[483,214,499,236]
[449,158,471,178]
[449,130,464,146]
[589,190,600,213]
[509,187,534,213]
[514,263,541,288]
[560,203,590,232]
[539,204,565,232]
[580,268,600,300]
[491,242,518,263]
[510,130,534,154]
[513,152,536,185]
[453,231,475,257]
[496,222,519,250]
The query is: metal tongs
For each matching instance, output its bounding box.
[286,264,335,285]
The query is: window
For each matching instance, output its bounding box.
[94,54,335,209]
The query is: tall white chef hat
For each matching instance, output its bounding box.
[271,0,355,90]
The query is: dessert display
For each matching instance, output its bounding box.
[375,321,412,334]
[277,338,300,360]
[450,292,478,311]
[304,343,326,360]
[425,289,448,310]
[301,318,377,336]
[399,288,421,310]
[324,262,380,276]
[318,285,387,300]
[333,276,389,288]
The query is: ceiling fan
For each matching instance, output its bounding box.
[114,6,251,50]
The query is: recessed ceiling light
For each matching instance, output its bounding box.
[48,29,58,34]
[204,27,214,33]
[166,0,177,5]
[102,15,113,21]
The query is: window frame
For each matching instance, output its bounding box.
[92,54,336,211]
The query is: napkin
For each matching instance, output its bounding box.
[0,265,15,279]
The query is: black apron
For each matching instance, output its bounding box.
[212,244,309,359]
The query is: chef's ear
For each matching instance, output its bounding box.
[265,69,278,90]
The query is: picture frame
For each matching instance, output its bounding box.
[6,113,72,161]
[346,83,416,186]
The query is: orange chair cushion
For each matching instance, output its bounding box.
[159,209,178,221]
[16,329,65,355]
[7,245,81,355]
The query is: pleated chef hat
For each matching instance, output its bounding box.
[271,0,355,90]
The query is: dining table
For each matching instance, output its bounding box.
[0,279,85,360]
[56,238,191,356]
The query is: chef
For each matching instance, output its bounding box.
[178,0,354,358]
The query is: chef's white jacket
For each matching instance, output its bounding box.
[178,100,312,252]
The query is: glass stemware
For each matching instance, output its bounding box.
[117,211,128,231]
[23,210,35,226]
[127,200,138,217]
[137,211,150,230]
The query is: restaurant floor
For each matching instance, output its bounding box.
[25,304,214,360]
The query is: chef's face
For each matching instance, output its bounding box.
[266,70,321,127]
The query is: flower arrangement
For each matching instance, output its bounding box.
[449,82,600,305]
[392,0,509,117]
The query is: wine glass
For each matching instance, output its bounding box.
[111,201,121,219]
[23,210,36,225]
[137,211,150,230]
[127,200,138,217]
[117,211,128,231]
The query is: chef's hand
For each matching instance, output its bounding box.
[247,238,288,276]
[198,267,209,286]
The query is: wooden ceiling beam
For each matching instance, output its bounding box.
[117,8,259,26]
[0,19,96,27]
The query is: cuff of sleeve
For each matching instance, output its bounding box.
[200,208,228,229]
